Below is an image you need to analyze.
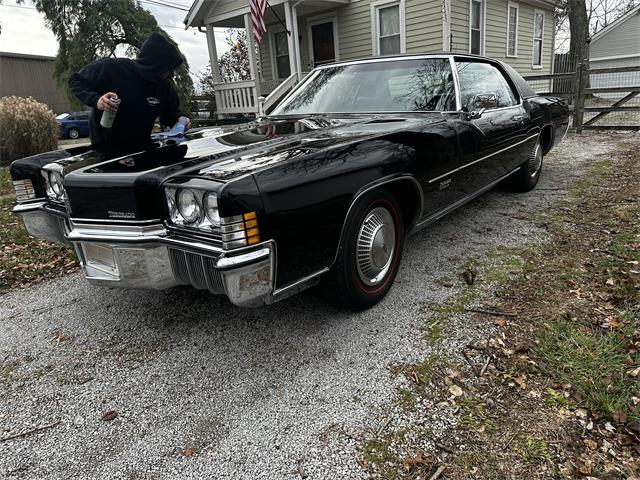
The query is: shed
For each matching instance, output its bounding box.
[0,51,73,114]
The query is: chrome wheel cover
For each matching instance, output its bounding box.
[529,143,543,178]
[356,207,396,287]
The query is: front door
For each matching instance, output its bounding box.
[309,19,337,67]
[448,60,532,199]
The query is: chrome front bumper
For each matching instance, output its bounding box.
[14,202,275,307]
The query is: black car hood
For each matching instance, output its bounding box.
[63,114,444,183]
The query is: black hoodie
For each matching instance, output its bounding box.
[69,32,184,152]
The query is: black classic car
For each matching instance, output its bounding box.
[11,54,569,309]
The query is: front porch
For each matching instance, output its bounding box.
[186,0,349,116]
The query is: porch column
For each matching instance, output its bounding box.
[205,24,222,83]
[284,1,299,79]
[291,4,303,80]
[243,13,262,101]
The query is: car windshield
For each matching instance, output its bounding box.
[271,58,456,115]
[56,113,69,120]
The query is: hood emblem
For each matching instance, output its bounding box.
[108,210,136,219]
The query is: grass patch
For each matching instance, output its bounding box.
[0,167,12,196]
[0,197,77,290]
[538,312,639,421]
[514,436,550,464]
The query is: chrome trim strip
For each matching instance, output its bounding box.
[428,133,538,184]
[13,201,47,213]
[217,248,270,268]
[415,167,521,230]
[71,217,163,225]
[315,55,453,69]
[221,214,244,224]
[221,222,245,233]
[221,230,247,242]
[449,56,462,112]
[272,267,330,297]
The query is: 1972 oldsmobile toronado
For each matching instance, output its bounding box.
[11,54,569,309]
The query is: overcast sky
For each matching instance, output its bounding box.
[0,0,230,84]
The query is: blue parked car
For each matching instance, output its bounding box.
[57,112,90,139]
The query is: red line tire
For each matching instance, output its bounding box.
[330,189,405,310]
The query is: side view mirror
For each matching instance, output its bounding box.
[466,93,497,120]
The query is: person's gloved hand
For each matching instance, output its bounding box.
[97,92,119,113]
[179,116,191,131]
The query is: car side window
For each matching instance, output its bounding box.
[455,61,519,110]
[79,113,89,120]
[67,115,75,120]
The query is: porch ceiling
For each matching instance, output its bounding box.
[185,0,350,29]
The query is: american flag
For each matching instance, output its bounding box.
[250,0,268,45]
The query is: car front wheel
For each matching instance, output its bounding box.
[331,189,405,310]
[67,128,79,139]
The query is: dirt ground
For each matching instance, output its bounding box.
[0,131,638,479]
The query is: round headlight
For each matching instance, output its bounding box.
[49,172,64,197]
[177,189,200,223]
[204,193,220,226]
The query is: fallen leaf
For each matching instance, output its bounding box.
[514,375,527,390]
[492,317,508,327]
[606,278,615,286]
[613,410,627,425]
[448,385,463,397]
[575,408,588,419]
[627,367,640,377]
[182,447,197,457]
[583,438,598,450]
[102,410,117,422]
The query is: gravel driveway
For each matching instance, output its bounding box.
[0,132,627,479]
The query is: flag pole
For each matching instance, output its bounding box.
[267,2,291,35]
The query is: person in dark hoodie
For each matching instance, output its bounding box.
[68,32,189,153]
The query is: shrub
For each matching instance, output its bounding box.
[0,96,58,166]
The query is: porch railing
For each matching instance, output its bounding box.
[213,80,259,115]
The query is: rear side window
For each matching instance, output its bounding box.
[455,61,519,110]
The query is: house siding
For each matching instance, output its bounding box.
[450,0,553,75]
[212,0,248,17]
[335,0,372,61]
[406,0,442,53]
[590,11,640,59]
[256,0,554,84]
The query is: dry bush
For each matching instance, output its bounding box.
[0,96,58,166]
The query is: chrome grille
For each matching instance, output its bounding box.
[168,249,224,294]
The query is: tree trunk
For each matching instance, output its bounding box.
[568,0,590,68]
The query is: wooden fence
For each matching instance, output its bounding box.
[524,64,640,132]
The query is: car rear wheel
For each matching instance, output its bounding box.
[67,128,80,139]
[507,138,543,192]
[331,189,405,310]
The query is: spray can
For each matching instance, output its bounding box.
[100,94,121,129]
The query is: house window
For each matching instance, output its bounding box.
[470,0,483,55]
[506,3,518,57]
[274,31,291,79]
[533,10,544,67]
[376,3,401,55]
